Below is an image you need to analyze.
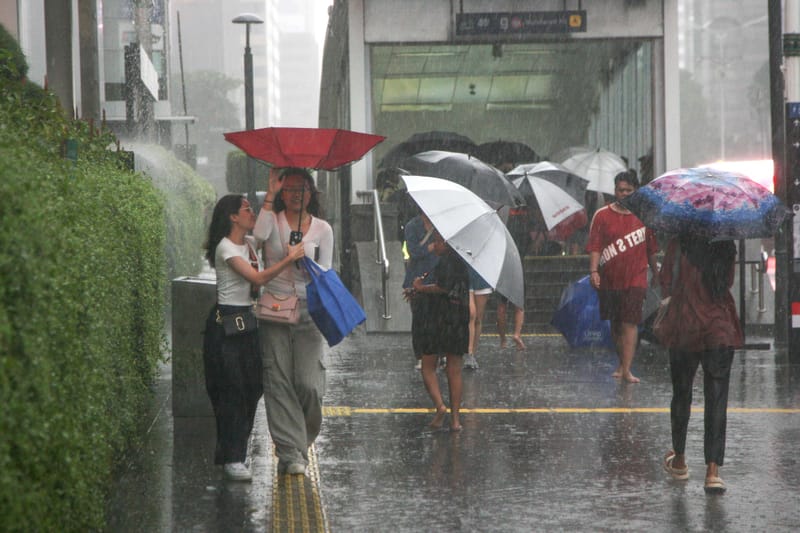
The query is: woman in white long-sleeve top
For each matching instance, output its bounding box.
[203,194,305,481]
[253,167,334,476]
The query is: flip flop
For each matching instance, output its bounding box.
[663,451,689,480]
[704,476,726,494]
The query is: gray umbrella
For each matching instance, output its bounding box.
[398,150,526,208]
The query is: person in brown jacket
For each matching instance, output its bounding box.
[657,235,743,494]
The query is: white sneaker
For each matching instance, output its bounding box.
[223,462,252,481]
[463,353,479,370]
[414,359,422,370]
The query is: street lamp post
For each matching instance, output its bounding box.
[233,13,264,210]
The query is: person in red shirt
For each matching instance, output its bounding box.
[586,171,659,383]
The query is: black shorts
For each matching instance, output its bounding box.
[598,288,647,324]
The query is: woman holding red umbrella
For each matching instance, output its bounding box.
[254,167,333,476]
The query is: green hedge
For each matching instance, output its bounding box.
[0,39,168,531]
[130,143,215,281]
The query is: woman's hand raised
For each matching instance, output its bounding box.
[268,167,283,197]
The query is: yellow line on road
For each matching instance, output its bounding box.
[323,406,800,416]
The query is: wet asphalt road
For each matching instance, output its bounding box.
[106,332,800,532]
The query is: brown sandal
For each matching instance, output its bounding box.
[704,476,726,494]
[663,451,689,480]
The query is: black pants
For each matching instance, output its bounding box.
[669,347,734,465]
[203,305,263,465]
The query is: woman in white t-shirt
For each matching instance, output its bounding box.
[253,167,333,476]
[203,194,305,482]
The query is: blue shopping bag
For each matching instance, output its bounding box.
[550,275,614,350]
[302,257,366,346]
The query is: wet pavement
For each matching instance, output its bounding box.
[106,332,800,532]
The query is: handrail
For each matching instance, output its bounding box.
[356,189,392,319]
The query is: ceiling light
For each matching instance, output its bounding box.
[381,103,453,112]
[486,102,553,110]
[394,51,462,58]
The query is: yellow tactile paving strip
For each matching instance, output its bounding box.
[322,406,800,416]
[271,441,328,533]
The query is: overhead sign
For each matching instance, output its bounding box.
[456,11,586,36]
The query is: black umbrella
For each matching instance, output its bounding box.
[476,140,538,166]
[398,150,525,208]
[379,131,477,168]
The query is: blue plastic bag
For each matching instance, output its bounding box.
[550,275,614,350]
[302,257,366,346]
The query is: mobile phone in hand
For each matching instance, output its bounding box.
[289,231,303,245]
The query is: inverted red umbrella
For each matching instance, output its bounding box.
[223,127,386,170]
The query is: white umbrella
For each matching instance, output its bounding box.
[401,175,525,308]
[506,161,589,204]
[560,148,627,196]
[511,175,588,241]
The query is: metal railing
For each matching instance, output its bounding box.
[748,252,769,313]
[356,190,392,319]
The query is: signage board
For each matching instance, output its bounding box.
[139,47,160,100]
[456,11,586,36]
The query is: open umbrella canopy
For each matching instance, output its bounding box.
[620,167,789,240]
[398,150,525,208]
[475,140,538,166]
[560,148,627,196]
[379,130,477,169]
[512,175,588,241]
[507,161,589,204]
[550,145,595,164]
[223,127,385,170]
[401,175,525,308]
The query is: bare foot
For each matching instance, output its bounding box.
[450,422,463,432]
[622,372,640,383]
[512,335,526,350]
[499,338,507,349]
[611,366,622,378]
[430,405,447,429]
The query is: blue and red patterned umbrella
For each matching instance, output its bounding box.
[621,167,788,240]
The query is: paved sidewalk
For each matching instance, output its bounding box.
[106,332,800,532]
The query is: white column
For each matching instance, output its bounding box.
[348,0,370,202]
[662,0,681,172]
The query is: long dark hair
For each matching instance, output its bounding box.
[204,194,245,268]
[272,167,322,217]
[680,235,737,300]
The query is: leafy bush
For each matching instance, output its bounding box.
[129,143,216,281]
[0,51,166,531]
[0,23,28,81]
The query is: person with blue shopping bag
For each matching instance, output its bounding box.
[254,167,334,477]
[202,195,305,481]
